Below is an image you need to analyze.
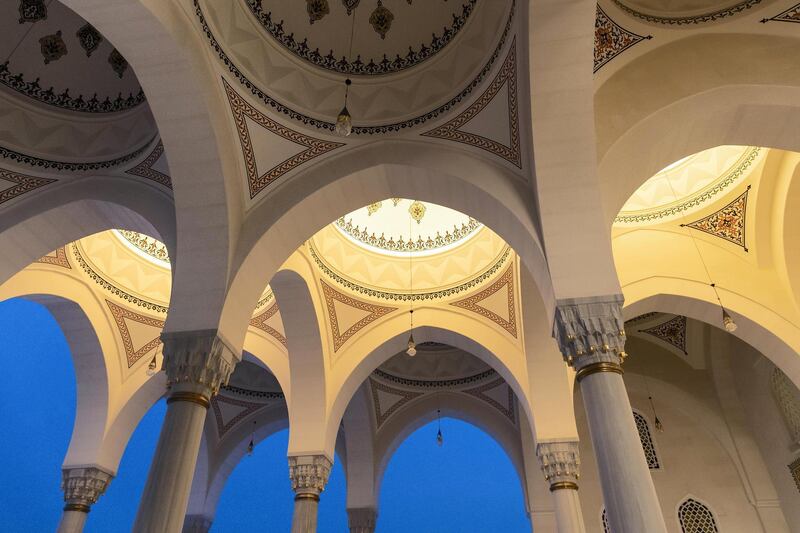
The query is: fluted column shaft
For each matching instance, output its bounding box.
[57,467,113,533]
[133,332,237,533]
[289,455,332,533]
[554,296,666,533]
[348,507,377,533]
[536,441,585,533]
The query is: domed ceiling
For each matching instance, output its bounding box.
[379,343,491,381]
[612,0,763,24]
[615,145,761,225]
[0,0,143,113]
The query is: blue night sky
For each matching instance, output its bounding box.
[0,298,531,532]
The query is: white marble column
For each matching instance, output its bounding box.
[289,455,332,533]
[57,466,113,533]
[536,441,586,533]
[182,514,212,532]
[553,296,667,533]
[348,507,377,533]
[133,332,237,533]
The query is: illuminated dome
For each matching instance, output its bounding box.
[615,146,761,225]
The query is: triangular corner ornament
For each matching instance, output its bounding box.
[639,315,688,355]
[369,378,424,428]
[421,38,521,168]
[125,141,172,189]
[594,4,651,73]
[34,247,71,269]
[463,378,516,423]
[450,264,517,338]
[320,280,397,351]
[0,168,56,206]
[105,300,165,368]
[222,78,345,200]
[250,302,287,347]
[210,394,266,438]
[761,3,800,23]
[682,186,749,251]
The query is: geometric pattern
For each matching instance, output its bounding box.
[450,264,517,338]
[104,300,164,368]
[369,378,424,428]
[0,168,56,206]
[594,5,650,73]
[602,508,611,533]
[210,393,269,438]
[463,378,516,423]
[640,315,687,355]
[34,247,71,269]
[320,280,396,352]
[761,3,800,23]
[678,498,719,533]
[682,187,749,251]
[249,302,287,347]
[222,79,345,199]
[770,367,800,445]
[634,411,661,469]
[125,141,172,189]
[422,39,521,168]
[790,457,800,494]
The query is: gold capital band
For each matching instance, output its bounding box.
[167,391,211,409]
[575,361,624,383]
[549,481,579,492]
[64,503,91,513]
[294,493,320,502]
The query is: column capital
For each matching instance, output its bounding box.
[288,455,332,498]
[536,441,580,490]
[553,295,627,374]
[348,507,378,533]
[61,466,113,511]
[161,330,238,396]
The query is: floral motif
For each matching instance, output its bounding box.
[342,0,361,14]
[18,0,46,23]
[408,200,426,223]
[367,201,382,215]
[369,1,394,39]
[594,5,650,73]
[118,230,170,264]
[306,0,330,24]
[76,24,103,57]
[640,315,687,354]
[39,31,67,64]
[108,48,128,78]
[682,186,749,251]
[335,216,480,253]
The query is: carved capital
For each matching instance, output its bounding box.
[161,330,237,395]
[553,295,627,371]
[348,507,377,533]
[61,466,113,508]
[536,441,580,488]
[288,455,332,496]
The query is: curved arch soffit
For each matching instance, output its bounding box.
[373,391,526,504]
[597,33,800,222]
[624,287,800,388]
[223,141,552,350]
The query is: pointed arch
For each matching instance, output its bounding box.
[677,496,719,533]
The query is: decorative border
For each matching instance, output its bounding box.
[223,79,344,199]
[0,137,153,172]
[320,279,396,351]
[194,0,516,135]
[118,230,170,264]
[245,0,478,76]
[0,167,56,205]
[125,141,172,189]
[463,378,516,423]
[595,5,651,73]
[249,302,287,347]
[335,215,481,253]
[105,299,164,367]
[211,394,269,437]
[0,61,146,113]
[220,384,285,399]
[789,457,800,494]
[373,368,497,389]
[761,2,800,23]
[613,0,762,25]
[308,241,511,302]
[369,377,424,428]
[34,246,71,269]
[450,263,517,338]
[681,185,749,251]
[71,243,169,313]
[422,39,521,168]
[615,147,760,224]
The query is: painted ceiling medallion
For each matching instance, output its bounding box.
[342,0,361,15]
[39,31,68,64]
[594,5,650,73]
[306,0,330,24]
[76,24,103,57]
[18,0,46,24]
[681,186,750,251]
[108,49,128,78]
[761,2,800,23]
[369,1,394,39]
[408,201,426,223]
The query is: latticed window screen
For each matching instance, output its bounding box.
[601,508,611,533]
[633,411,660,469]
[770,366,800,445]
[678,498,719,533]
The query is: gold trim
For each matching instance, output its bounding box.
[549,481,579,492]
[64,503,91,513]
[294,493,320,502]
[575,362,624,383]
[167,391,211,410]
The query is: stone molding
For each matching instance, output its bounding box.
[61,466,113,507]
[348,507,378,533]
[552,295,626,370]
[182,514,213,532]
[536,441,580,486]
[288,455,333,496]
[161,331,237,395]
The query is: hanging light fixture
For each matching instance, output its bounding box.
[406,211,416,356]
[146,354,158,376]
[246,421,256,456]
[335,5,358,137]
[648,395,663,432]
[436,409,443,446]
